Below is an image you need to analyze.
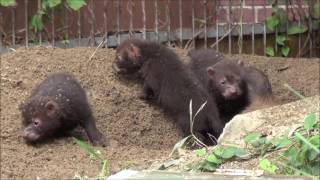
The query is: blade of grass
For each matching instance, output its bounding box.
[73,137,103,161]
[284,83,306,99]
[294,132,320,154]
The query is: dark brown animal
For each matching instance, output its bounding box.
[188,49,273,121]
[19,73,107,146]
[113,39,225,145]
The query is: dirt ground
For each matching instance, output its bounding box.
[0,47,319,179]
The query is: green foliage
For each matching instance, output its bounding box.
[240,111,319,176]
[26,0,86,40]
[0,0,16,6]
[195,145,249,172]
[287,25,308,35]
[67,0,86,11]
[264,0,319,57]
[266,47,275,57]
[195,148,206,157]
[281,46,290,57]
[304,113,317,131]
[259,159,278,174]
[266,16,280,32]
[313,3,320,18]
[74,138,109,180]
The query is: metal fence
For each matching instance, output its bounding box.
[0,0,319,57]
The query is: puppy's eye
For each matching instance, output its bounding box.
[220,78,227,85]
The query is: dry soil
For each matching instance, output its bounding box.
[0,47,319,179]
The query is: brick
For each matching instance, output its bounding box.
[231,8,255,23]
[216,8,228,23]
[257,7,272,22]
[245,0,267,6]
[218,0,242,6]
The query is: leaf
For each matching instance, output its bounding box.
[266,47,275,57]
[287,25,308,35]
[276,35,286,46]
[259,159,278,174]
[206,154,222,164]
[213,147,224,157]
[0,0,16,6]
[304,113,317,131]
[244,132,261,144]
[313,3,320,18]
[284,146,299,161]
[266,15,279,31]
[67,0,86,11]
[198,161,218,172]
[295,132,320,154]
[309,135,320,147]
[220,147,237,159]
[30,14,44,33]
[271,136,291,150]
[47,0,61,8]
[169,136,191,157]
[276,8,288,25]
[195,148,206,157]
[234,148,249,158]
[281,46,290,57]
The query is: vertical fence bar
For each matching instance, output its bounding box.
[51,9,55,47]
[155,0,159,42]
[228,0,231,54]
[204,0,208,49]
[263,0,267,56]
[179,0,183,47]
[192,0,195,48]
[77,11,81,46]
[239,0,243,54]
[117,0,121,45]
[38,0,42,45]
[103,0,107,44]
[298,0,301,57]
[11,8,16,46]
[251,0,255,54]
[64,2,69,47]
[142,0,146,39]
[285,0,289,36]
[25,0,28,47]
[167,0,171,45]
[92,0,96,46]
[128,0,133,38]
[215,0,219,51]
[308,0,312,57]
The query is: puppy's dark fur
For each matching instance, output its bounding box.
[19,73,107,146]
[113,39,225,145]
[188,48,273,121]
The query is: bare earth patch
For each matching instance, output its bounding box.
[0,47,319,179]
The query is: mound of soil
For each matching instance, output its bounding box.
[0,47,319,179]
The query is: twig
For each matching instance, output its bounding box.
[210,24,238,48]
[189,100,208,148]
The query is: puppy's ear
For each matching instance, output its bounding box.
[207,67,215,77]
[237,59,244,66]
[45,101,59,116]
[128,44,141,62]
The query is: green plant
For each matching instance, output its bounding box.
[73,138,109,180]
[243,112,319,176]
[195,145,249,172]
[265,0,319,57]
[30,0,86,34]
[0,0,16,6]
